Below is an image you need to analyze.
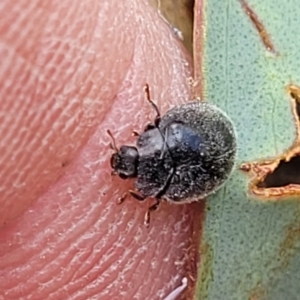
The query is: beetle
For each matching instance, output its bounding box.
[108,84,236,226]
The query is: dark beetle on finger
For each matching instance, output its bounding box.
[108,84,237,226]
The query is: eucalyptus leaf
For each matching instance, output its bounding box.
[196,0,300,299]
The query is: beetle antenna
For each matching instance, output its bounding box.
[107,130,118,151]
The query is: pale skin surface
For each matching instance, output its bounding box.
[0,0,203,299]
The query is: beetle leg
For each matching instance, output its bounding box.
[144,83,161,127]
[144,199,160,227]
[117,190,146,205]
[128,189,146,201]
[132,130,140,136]
[117,191,128,204]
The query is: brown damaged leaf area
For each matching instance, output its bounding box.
[183,201,206,299]
[248,284,267,300]
[239,0,278,55]
[191,0,204,100]
[148,0,194,54]
[279,219,300,268]
[149,0,205,100]
[241,84,300,199]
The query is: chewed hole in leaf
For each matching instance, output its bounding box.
[257,156,300,188]
[241,84,300,198]
[257,86,300,189]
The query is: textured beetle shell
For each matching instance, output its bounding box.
[135,101,237,203]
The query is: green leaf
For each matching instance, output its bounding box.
[196,0,300,299]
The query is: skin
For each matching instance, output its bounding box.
[0,0,203,299]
